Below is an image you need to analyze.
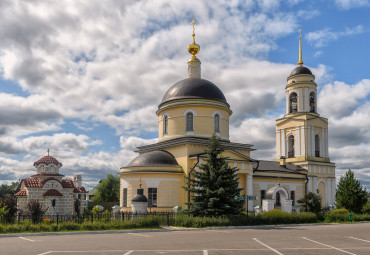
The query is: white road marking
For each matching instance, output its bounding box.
[253,238,284,255]
[37,252,53,255]
[203,250,208,255]
[349,236,370,243]
[123,251,134,255]
[302,237,357,255]
[19,237,36,242]
[127,233,151,238]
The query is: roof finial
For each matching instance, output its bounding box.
[298,29,303,66]
[47,148,50,156]
[187,19,201,78]
[188,19,200,58]
[139,178,142,189]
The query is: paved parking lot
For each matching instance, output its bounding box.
[0,223,369,255]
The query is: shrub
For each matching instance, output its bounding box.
[362,203,370,214]
[326,208,349,222]
[0,202,9,223]
[26,200,46,224]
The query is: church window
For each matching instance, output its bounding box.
[260,190,266,206]
[148,188,157,207]
[163,115,168,135]
[291,190,295,205]
[186,112,194,131]
[276,192,281,207]
[289,92,298,113]
[310,92,316,112]
[214,114,220,133]
[288,135,295,158]
[122,188,127,207]
[315,134,320,157]
[52,199,56,207]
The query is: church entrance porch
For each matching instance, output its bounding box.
[262,186,292,213]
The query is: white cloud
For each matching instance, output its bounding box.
[334,0,370,9]
[306,25,365,48]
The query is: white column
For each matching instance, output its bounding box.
[296,127,300,156]
[307,177,313,193]
[313,177,318,194]
[246,174,253,212]
[326,128,329,157]
[276,130,281,158]
[286,92,289,114]
[331,178,336,205]
[281,129,286,157]
[307,126,311,156]
[311,128,315,156]
[301,126,306,156]
[304,88,309,112]
[321,129,325,158]
[299,88,303,112]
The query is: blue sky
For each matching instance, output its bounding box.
[0,0,370,190]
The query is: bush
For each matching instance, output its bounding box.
[325,208,349,222]
[353,213,370,222]
[362,203,370,214]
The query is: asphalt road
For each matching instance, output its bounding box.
[0,223,369,255]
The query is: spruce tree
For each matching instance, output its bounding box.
[185,135,244,216]
[336,169,367,213]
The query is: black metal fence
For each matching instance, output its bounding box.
[1,211,175,226]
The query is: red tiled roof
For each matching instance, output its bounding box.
[43,189,63,196]
[15,189,27,196]
[61,179,75,188]
[23,178,42,188]
[41,178,62,186]
[73,187,87,193]
[34,156,62,167]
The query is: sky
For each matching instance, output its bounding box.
[0,0,370,190]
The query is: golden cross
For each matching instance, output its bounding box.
[191,19,196,34]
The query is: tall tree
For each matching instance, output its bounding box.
[336,169,367,213]
[93,174,120,202]
[185,135,244,216]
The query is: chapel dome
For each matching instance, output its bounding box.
[160,78,227,106]
[131,189,148,202]
[289,66,312,77]
[34,156,62,167]
[126,150,180,167]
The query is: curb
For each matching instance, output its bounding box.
[0,221,368,238]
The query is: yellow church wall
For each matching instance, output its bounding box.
[157,104,230,141]
[120,172,183,211]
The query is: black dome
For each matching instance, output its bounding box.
[290,66,312,76]
[160,78,227,105]
[126,150,179,167]
[131,188,148,202]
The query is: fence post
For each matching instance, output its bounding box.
[167,212,170,226]
[57,215,59,226]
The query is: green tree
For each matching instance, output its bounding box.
[336,169,367,213]
[0,182,19,198]
[297,192,322,214]
[93,174,120,202]
[185,135,244,216]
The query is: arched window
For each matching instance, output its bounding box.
[310,92,316,112]
[163,115,168,135]
[315,134,320,157]
[276,192,281,207]
[214,114,220,133]
[289,93,298,113]
[186,112,193,131]
[288,135,295,158]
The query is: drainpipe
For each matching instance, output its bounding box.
[187,155,200,209]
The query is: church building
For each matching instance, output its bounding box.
[119,25,336,213]
[15,153,87,215]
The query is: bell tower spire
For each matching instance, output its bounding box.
[187,19,201,78]
[298,29,303,67]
